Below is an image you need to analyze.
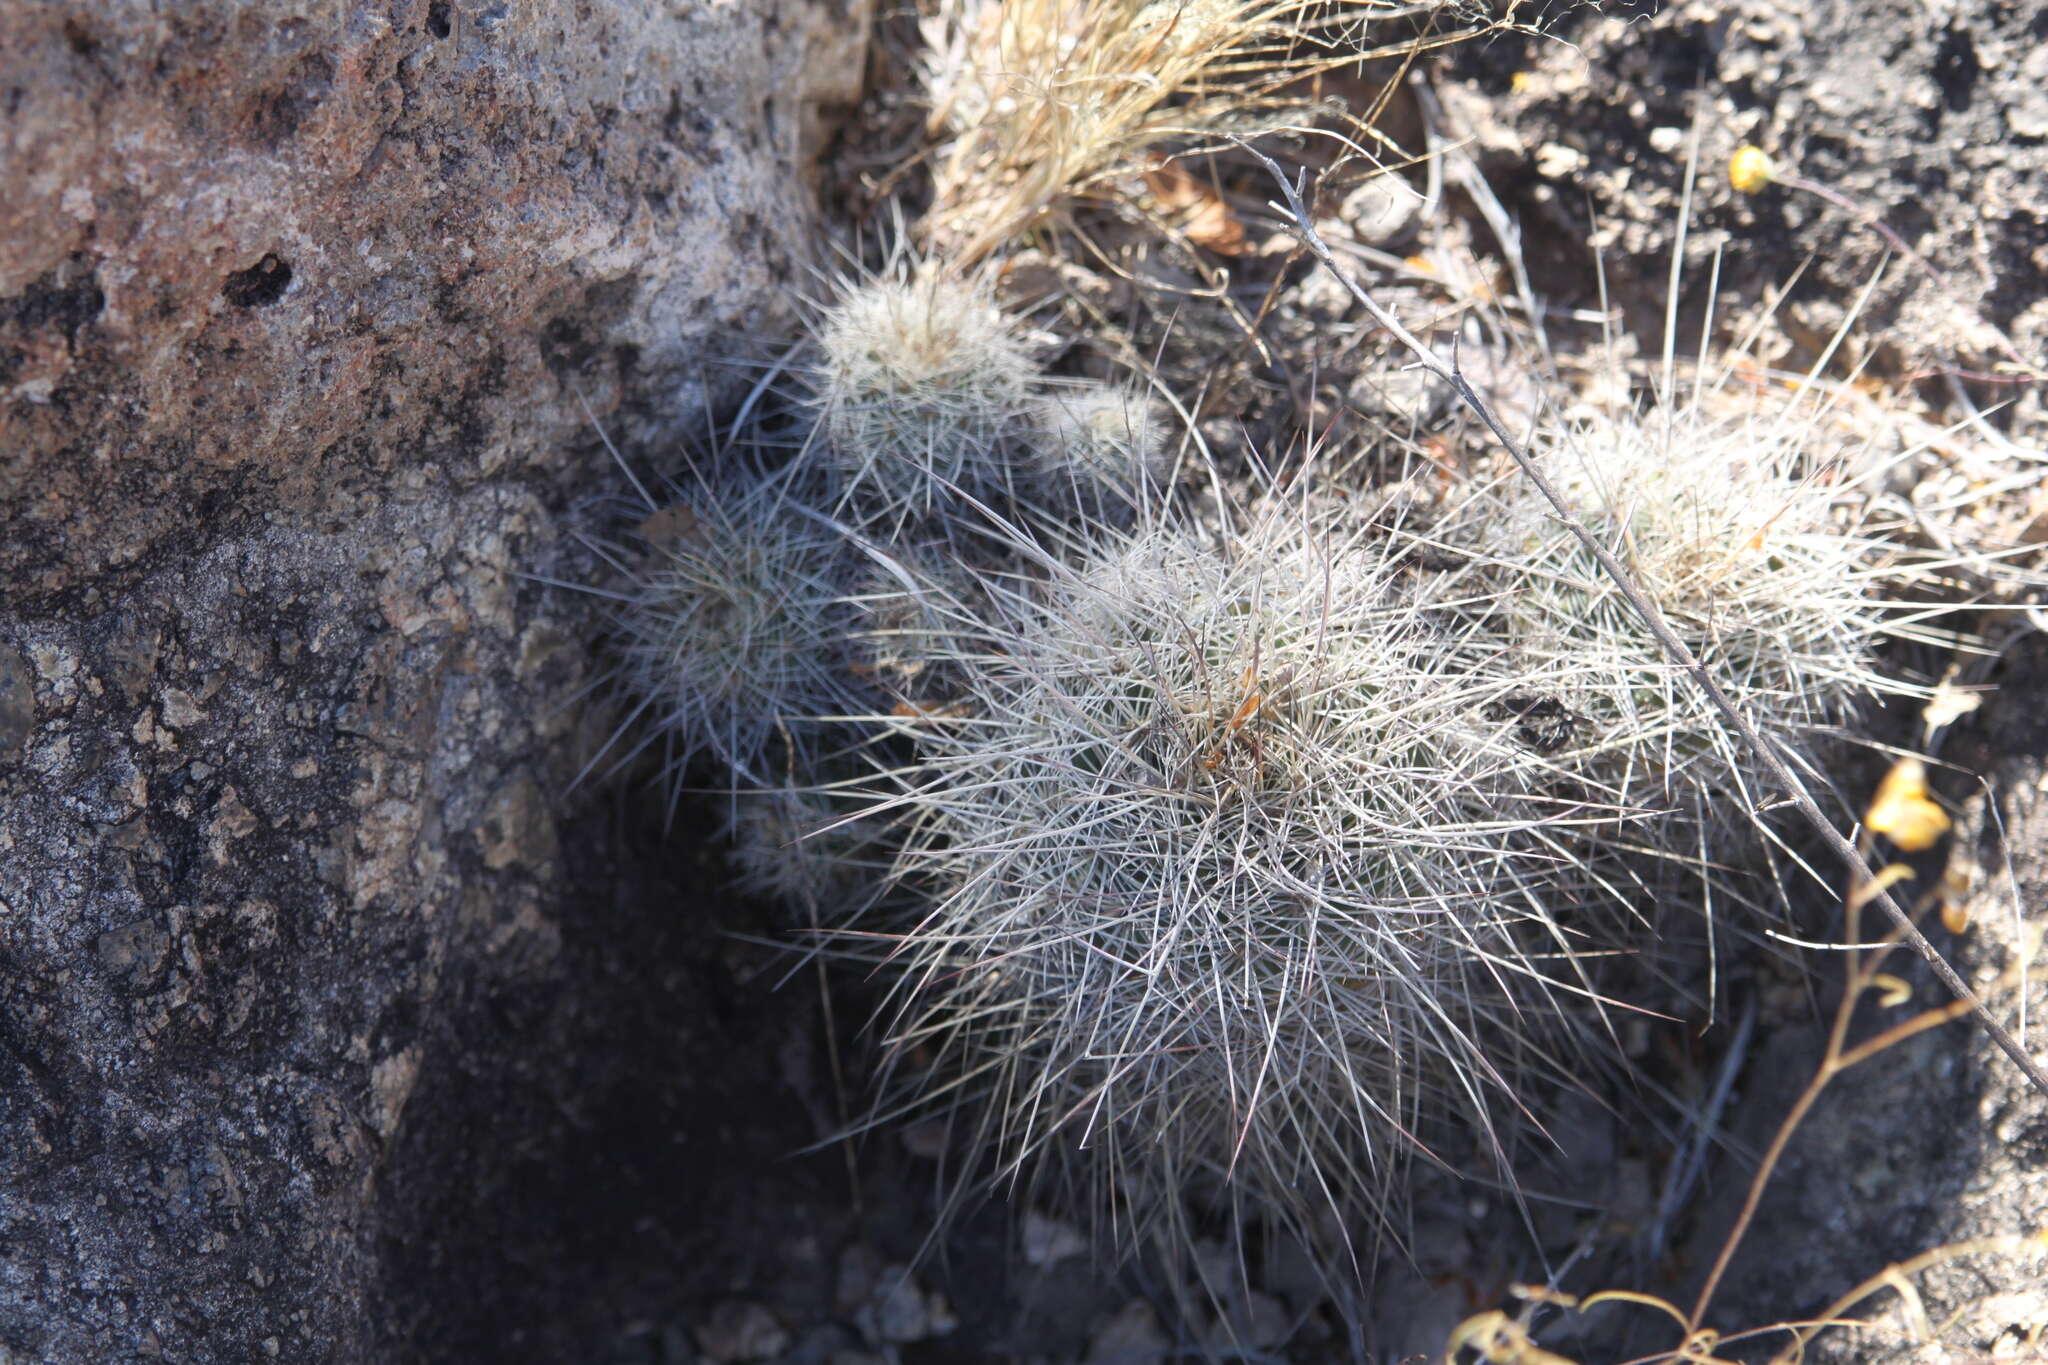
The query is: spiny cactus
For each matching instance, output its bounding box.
[1411,374,1937,875]
[727,773,890,917]
[609,469,865,788]
[851,506,1630,1257]
[1031,382,1173,516]
[815,268,1037,531]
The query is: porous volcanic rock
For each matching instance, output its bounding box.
[1,0,869,594]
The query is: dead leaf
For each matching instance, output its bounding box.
[1142,161,1246,255]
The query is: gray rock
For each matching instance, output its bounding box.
[1083,1300,1171,1365]
[0,0,867,1361]
[1021,1210,1088,1269]
[853,1264,954,1347]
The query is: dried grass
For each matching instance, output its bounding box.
[919,0,1492,264]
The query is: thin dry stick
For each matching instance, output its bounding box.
[1240,143,2048,1102]
[1685,864,2028,1329]
[1770,1230,2048,1365]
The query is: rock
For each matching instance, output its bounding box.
[853,1264,955,1346]
[0,1,868,1362]
[1083,1300,1171,1365]
[833,1242,883,1319]
[897,1117,949,1160]
[0,0,870,598]
[863,1272,929,1345]
[1204,1290,1289,1353]
[0,643,33,758]
[1336,171,1423,247]
[694,1302,790,1364]
[772,1323,859,1365]
[1022,1210,1088,1269]
[1368,1274,1471,1364]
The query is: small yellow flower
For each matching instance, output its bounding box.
[1728,145,1776,195]
[1865,757,1951,852]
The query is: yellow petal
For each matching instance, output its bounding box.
[1728,145,1776,195]
[1865,757,1951,852]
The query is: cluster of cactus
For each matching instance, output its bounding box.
[600,264,1167,909]
[598,258,1933,1272]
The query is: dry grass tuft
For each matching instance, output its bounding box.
[918,0,1487,264]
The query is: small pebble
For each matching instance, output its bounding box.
[833,1243,881,1317]
[1084,1300,1171,1365]
[1339,173,1422,246]
[1022,1211,1088,1268]
[854,1264,955,1346]
[1535,141,1588,178]
[864,1266,930,1344]
[693,1302,789,1364]
[1206,1290,1289,1351]
[897,1119,949,1160]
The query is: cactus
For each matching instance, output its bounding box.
[1412,377,1933,880]
[609,470,863,788]
[851,508,1621,1255]
[814,269,1037,532]
[1030,382,1174,518]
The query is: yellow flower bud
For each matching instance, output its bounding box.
[1728,145,1776,195]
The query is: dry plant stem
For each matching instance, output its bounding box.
[1684,866,1981,1330]
[1574,885,2033,1358]
[1244,143,2048,1104]
[1768,1231,2048,1365]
